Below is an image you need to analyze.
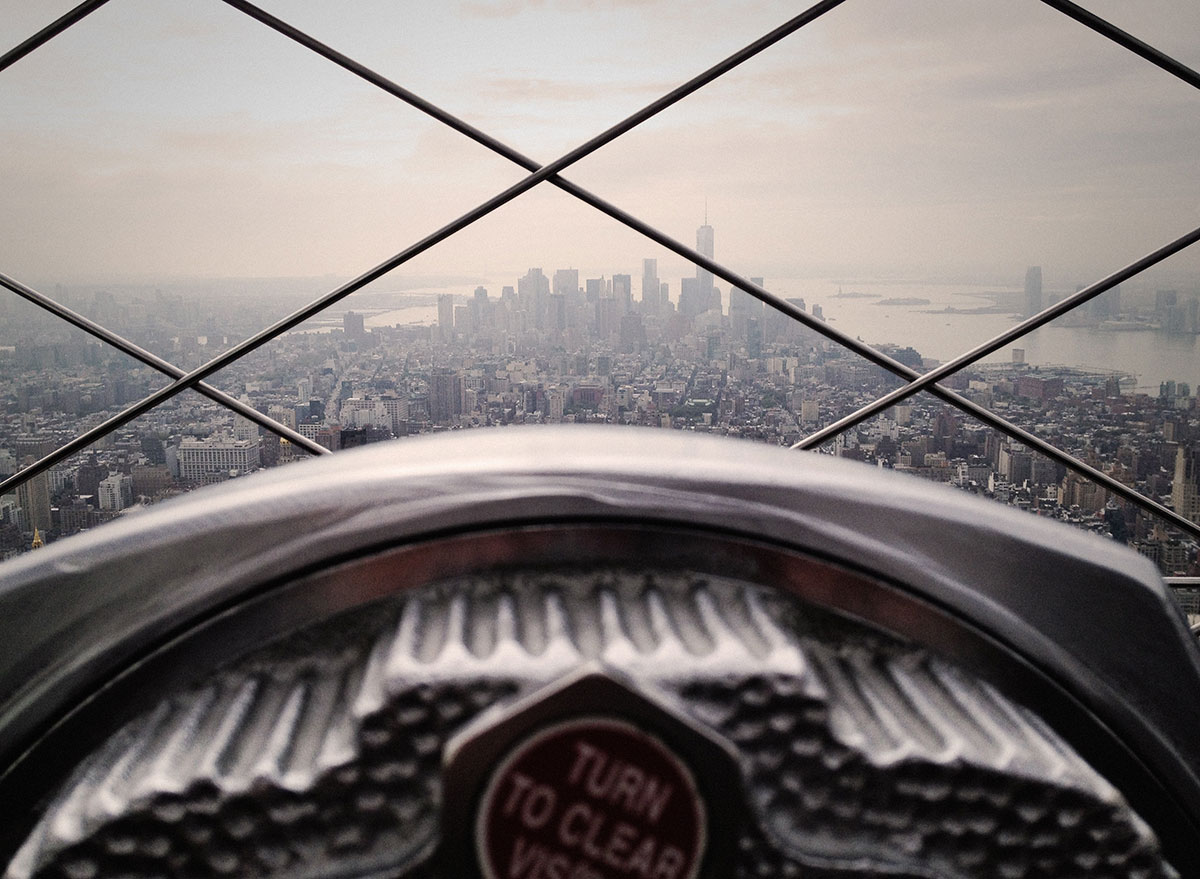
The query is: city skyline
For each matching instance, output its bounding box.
[2,219,1198,576]
[1,2,1198,586]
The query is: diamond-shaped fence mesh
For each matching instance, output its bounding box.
[1,0,1198,552]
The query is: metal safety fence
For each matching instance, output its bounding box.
[1,0,1198,545]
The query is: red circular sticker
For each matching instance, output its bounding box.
[476,717,706,879]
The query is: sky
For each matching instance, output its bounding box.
[1,0,1198,295]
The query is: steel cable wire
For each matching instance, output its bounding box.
[1,0,1197,541]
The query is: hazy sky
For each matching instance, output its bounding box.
[1,0,1198,293]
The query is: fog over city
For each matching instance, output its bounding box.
[1,0,1198,288]
[1,0,1199,580]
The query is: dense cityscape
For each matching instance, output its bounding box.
[2,225,1199,607]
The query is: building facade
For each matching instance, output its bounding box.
[177,436,262,484]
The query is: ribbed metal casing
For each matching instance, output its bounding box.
[7,569,1175,879]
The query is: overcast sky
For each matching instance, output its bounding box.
[1,0,1198,294]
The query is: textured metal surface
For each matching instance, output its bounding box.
[8,570,1174,879]
[1,430,1196,870]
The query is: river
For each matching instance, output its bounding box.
[762,279,1199,393]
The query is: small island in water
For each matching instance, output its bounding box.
[831,291,881,299]
[874,297,931,306]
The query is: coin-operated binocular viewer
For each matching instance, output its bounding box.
[1,428,1197,879]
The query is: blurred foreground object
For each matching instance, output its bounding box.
[0,428,1197,878]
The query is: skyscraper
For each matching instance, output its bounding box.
[15,459,51,533]
[679,277,701,318]
[1173,444,1200,525]
[612,274,632,314]
[696,220,716,314]
[429,368,462,424]
[343,310,365,341]
[552,268,578,298]
[437,294,455,342]
[1024,267,1043,318]
[641,259,660,314]
[518,268,550,329]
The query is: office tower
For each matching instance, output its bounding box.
[612,274,632,314]
[343,310,365,341]
[552,269,579,298]
[746,318,762,359]
[1024,267,1043,318]
[1173,444,1200,525]
[454,305,472,339]
[730,275,765,333]
[518,268,550,328]
[429,368,462,424]
[696,221,716,314]
[595,298,618,341]
[679,277,701,318]
[469,286,489,335]
[15,459,51,532]
[176,436,261,484]
[641,259,660,314]
[98,473,133,512]
[548,387,565,423]
[438,294,455,342]
[548,294,566,331]
[75,453,106,499]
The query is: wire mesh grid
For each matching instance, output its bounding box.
[1,0,1198,543]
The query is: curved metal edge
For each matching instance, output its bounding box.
[0,428,1196,861]
[0,522,1194,876]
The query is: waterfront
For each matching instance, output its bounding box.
[372,277,1200,391]
[781,279,1199,392]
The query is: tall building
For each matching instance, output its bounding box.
[612,274,632,314]
[343,310,365,341]
[1024,266,1043,318]
[437,294,455,342]
[641,259,660,314]
[74,453,106,499]
[552,269,579,298]
[518,268,550,328]
[679,277,701,318]
[1173,444,1200,525]
[696,221,716,314]
[429,368,462,424]
[15,459,51,533]
[98,473,133,512]
[469,286,490,335]
[730,276,766,336]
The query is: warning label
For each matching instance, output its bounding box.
[476,718,706,879]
